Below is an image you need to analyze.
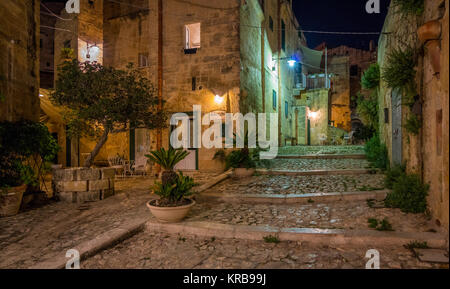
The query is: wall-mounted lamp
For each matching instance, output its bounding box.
[308,111,319,120]
[273,55,298,68]
[214,94,224,105]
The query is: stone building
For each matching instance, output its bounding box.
[44,0,307,171]
[314,42,378,133]
[378,0,449,229]
[0,0,40,122]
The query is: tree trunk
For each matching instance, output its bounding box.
[83,129,109,168]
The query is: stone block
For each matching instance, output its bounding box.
[101,189,115,200]
[76,168,101,181]
[101,168,116,180]
[58,191,76,203]
[89,179,110,191]
[53,168,75,182]
[55,181,88,192]
[75,191,101,203]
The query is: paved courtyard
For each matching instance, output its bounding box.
[0,155,447,269]
[82,232,445,269]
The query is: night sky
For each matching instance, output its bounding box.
[293,0,391,50]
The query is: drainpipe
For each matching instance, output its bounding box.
[156,0,163,173]
[261,23,266,113]
[277,0,282,146]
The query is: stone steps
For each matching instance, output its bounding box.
[146,220,447,248]
[256,168,379,176]
[197,190,389,205]
[276,154,367,160]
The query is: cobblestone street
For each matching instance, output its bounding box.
[0,157,447,269]
[277,146,365,156]
[207,174,385,195]
[82,232,444,269]
[266,158,372,171]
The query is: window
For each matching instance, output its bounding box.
[281,20,286,51]
[192,77,196,91]
[63,40,71,49]
[384,108,389,124]
[285,101,289,118]
[138,53,149,67]
[185,23,201,50]
[272,90,277,110]
[269,16,274,32]
[350,65,358,76]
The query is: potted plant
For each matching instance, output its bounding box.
[226,148,257,178]
[1,120,59,216]
[146,172,196,223]
[0,153,27,217]
[145,147,189,185]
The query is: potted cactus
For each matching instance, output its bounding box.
[145,148,195,223]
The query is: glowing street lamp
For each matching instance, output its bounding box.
[214,94,224,105]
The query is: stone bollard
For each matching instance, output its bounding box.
[52,167,116,203]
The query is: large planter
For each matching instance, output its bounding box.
[146,199,196,223]
[233,168,255,178]
[0,185,26,217]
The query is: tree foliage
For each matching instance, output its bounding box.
[392,0,425,16]
[361,63,380,90]
[51,60,166,167]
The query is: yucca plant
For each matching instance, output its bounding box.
[145,147,189,185]
[152,172,195,207]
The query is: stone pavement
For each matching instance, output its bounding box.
[207,174,385,195]
[0,172,219,269]
[82,231,446,269]
[266,158,372,171]
[277,145,365,156]
[185,201,436,232]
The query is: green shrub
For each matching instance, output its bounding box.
[356,92,379,132]
[0,121,59,190]
[385,173,429,213]
[263,235,280,244]
[392,0,425,16]
[404,113,422,135]
[361,63,380,90]
[385,165,406,189]
[225,149,256,170]
[382,47,417,103]
[365,135,389,170]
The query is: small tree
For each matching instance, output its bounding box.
[51,60,166,167]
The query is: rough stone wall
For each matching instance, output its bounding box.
[421,0,449,230]
[301,89,330,145]
[379,0,449,229]
[328,56,351,132]
[52,168,115,203]
[0,0,40,122]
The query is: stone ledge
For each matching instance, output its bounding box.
[193,170,232,193]
[256,169,379,176]
[197,190,390,204]
[277,154,367,160]
[145,221,448,248]
[29,218,148,269]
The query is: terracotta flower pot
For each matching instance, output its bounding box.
[0,185,26,217]
[233,168,256,178]
[147,199,195,223]
[425,40,441,75]
[417,20,441,44]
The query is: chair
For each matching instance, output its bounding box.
[108,156,124,176]
[132,157,149,176]
[318,134,328,146]
[122,160,134,177]
[344,131,355,145]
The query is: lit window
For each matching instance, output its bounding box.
[185,23,201,49]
